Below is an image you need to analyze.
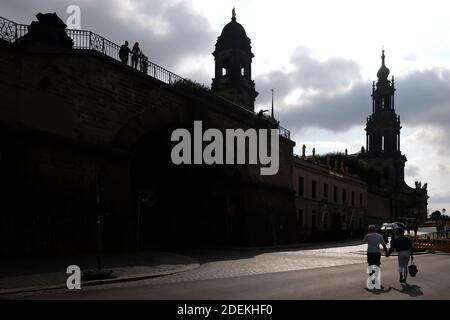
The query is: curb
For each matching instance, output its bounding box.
[0,263,200,296]
[230,240,363,251]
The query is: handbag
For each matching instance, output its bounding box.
[408,259,418,277]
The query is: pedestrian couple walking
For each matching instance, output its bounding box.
[363,225,414,287]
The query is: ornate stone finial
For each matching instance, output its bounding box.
[232,7,236,20]
[361,146,365,154]
[423,183,428,190]
[312,148,316,161]
[17,12,73,50]
[302,144,306,159]
[345,149,348,156]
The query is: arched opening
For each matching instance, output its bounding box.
[130,125,246,250]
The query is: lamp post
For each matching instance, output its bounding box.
[82,170,113,281]
[443,208,448,236]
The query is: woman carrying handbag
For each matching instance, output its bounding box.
[389,227,414,284]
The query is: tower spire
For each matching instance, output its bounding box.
[377,48,390,80]
[212,9,258,111]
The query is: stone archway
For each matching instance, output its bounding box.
[112,103,246,249]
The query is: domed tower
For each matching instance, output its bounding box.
[212,8,258,112]
[363,50,406,188]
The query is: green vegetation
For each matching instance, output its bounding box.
[172,79,211,95]
[316,152,381,184]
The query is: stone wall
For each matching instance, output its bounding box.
[0,40,296,253]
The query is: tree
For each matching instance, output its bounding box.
[429,210,442,221]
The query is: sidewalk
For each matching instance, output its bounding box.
[231,239,365,251]
[0,251,200,295]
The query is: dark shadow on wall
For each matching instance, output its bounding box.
[131,124,246,250]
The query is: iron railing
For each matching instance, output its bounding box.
[0,16,291,139]
[279,126,290,139]
[66,29,184,85]
[0,16,28,41]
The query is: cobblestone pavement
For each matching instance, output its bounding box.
[70,241,371,292]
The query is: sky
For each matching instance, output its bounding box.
[1,0,449,214]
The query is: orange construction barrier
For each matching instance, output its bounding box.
[413,238,450,253]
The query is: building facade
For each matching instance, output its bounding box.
[293,155,368,241]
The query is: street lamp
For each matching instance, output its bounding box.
[82,170,113,281]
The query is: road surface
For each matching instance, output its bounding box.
[13,249,450,300]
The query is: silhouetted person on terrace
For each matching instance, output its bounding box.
[119,41,131,65]
[140,54,148,74]
[131,42,141,69]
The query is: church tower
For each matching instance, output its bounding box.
[212,9,258,111]
[363,50,406,189]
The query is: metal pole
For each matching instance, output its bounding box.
[137,191,141,250]
[97,215,103,270]
[95,171,103,271]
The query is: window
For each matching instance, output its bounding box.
[343,189,347,204]
[359,193,363,208]
[297,209,304,227]
[312,180,317,199]
[298,177,304,197]
[334,186,338,203]
[241,68,245,76]
[351,191,355,207]
[222,68,227,76]
[323,183,329,199]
